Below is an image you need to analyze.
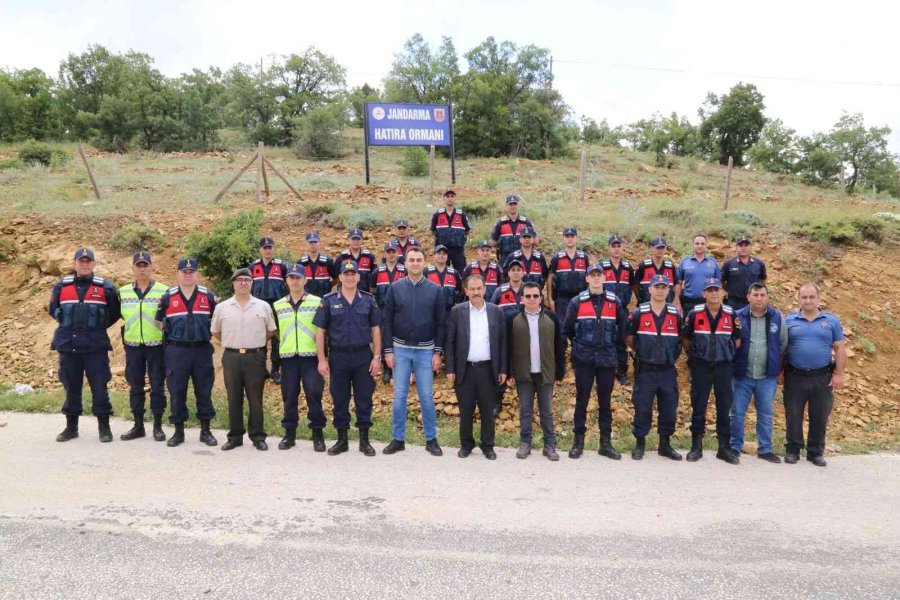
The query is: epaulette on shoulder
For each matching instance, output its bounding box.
[498,283,510,292]
[605,291,618,303]
[498,215,510,222]
[511,250,523,257]
[556,250,566,258]
[397,264,407,271]
[689,303,706,313]
[359,290,374,298]
[639,302,651,312]
[250,258,262,264]
[722,304,734,314]
[61,275,74,284]
[576,250,587,257]
[664,259,675,267]
[167,286,180,293]
[533,249,543,257]
[600,259,612,266]
[622,260,632,268]
[642,258,653,266]
[273,258,283,264]
[488,261,499,268]
[92,275,104,284]
[323,291,338,299]
[446,266,458,274]
[197,285,210,294]
[578,290,590,301]
[666,304,679,314]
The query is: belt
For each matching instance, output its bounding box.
[466,360,491,368]
[224,347,265,354]
[637,363,673,372]
[167,341,210,348]
[787,364,833,376]
[330,344,370,352]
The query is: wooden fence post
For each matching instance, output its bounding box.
[579,145,586,203]
[723,155,733,211]
[429,145,435,203]
[255,141,264,202]
[77,143,102,201]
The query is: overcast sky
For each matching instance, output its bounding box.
[2,0,898,152]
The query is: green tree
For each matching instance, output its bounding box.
[827,112,895,195]
[383,34,459,104]
[271,49,346,142]
[291,101,347,159]
[796,133,840,187]
[698,82,766,166]
[747,119,800,174]
[347,83,381,127]
[581,117,620,146]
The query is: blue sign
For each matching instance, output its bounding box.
[365,102,452,146]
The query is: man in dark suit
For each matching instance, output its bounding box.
[445,274,508,460]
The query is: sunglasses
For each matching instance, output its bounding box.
[522,294,541,299]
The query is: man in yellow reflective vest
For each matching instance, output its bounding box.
[274,264,327,451]
[118,252,168,441]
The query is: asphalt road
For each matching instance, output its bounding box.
[1,413,898,599]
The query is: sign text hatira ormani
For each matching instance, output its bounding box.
[372,107,446,142]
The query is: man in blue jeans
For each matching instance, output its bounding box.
[382,247,447,456]
[730,283,787,463]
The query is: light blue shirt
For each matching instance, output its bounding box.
[677,255,720,298]
[785,311,844,369]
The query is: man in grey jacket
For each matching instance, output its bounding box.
[507,282,566,461]
[445,274,508,460]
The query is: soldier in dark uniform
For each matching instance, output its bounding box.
[425,245,461,314]
[463,240,501,300]
[722,235,767,310]
[547,226,588,326]
[430,189,471,273]
[563,265,628,460]
[49,247,121,443]
[503,227,548,287]
[156,258,218,448]
[682,277,742,465]
[298,231,335,298]
[634,237,679,306]
[600,235,635,385]
[374,241,407,384]
[336,229,377,293]
[626,274,683,461]
[393,219,420,262]
[490,194,534,266]
[249,236,286,384]
[313,260,382,456]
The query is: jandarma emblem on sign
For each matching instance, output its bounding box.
[366,102,452,147]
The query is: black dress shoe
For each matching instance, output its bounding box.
[382,439,406,455]
[784,453,800,464]
[199,430,218,447]
[457,447,472,458]
[807,455,827,467]
[758,452,782,464]
[221,439,242,451]
[425,439,443,456]
[253,440,268,451]
[483,449,497,460]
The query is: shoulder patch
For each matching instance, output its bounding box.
[323,291,338,299]
[722,305,734,314]
[578,290,590,301]
[605,291,618,302]
[499,216,510,222]
[61,275,75,284]
[642,259,653,266]
[167,286,180,293]
[499,283,510,292]
[488,261,498,268]
[639,303,651,312]
[666,304,679,314]
[273,258,283,264]
[197,285,209,293]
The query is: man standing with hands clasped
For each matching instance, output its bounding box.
[445,275,508,460]
[382,248,446,456]
[212,268,277,451]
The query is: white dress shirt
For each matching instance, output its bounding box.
[466,302,491,362]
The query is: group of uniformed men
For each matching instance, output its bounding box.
[48,189,846,466]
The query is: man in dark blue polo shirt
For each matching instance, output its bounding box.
[782,283,846,467]
[722,235,767,309]
[675,234,720,316]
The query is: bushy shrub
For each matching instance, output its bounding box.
[347,209,385,230]
[186,209,264,296]
[0,236,15,261]
[109,223,165,252]
[459,199,494,219]
[296,201,338,222]
[291,104,346,159]
[723,210,763,227]
[400,146,429,177]
[19,141,70,167]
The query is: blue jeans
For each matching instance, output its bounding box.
[391,346,437,441]
[730,376,777,454]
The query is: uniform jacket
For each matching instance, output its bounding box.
[49,274,121,353]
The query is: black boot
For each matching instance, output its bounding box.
[716,443,740,465]
[167,423,185,447]
[598,434,622,460]
[56,415,79,442]
[152,414,166,442]
[359,428,376,457]
[686,433,704,462]
[631,436,646,460]
[120,414,145,441]
[657,435,683,461]
[278,428,296,450]
[568,433,584,459]
[199,420,217,446]
[327,429,349,455]
[97,415,113,443]
[312,428,326,452]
